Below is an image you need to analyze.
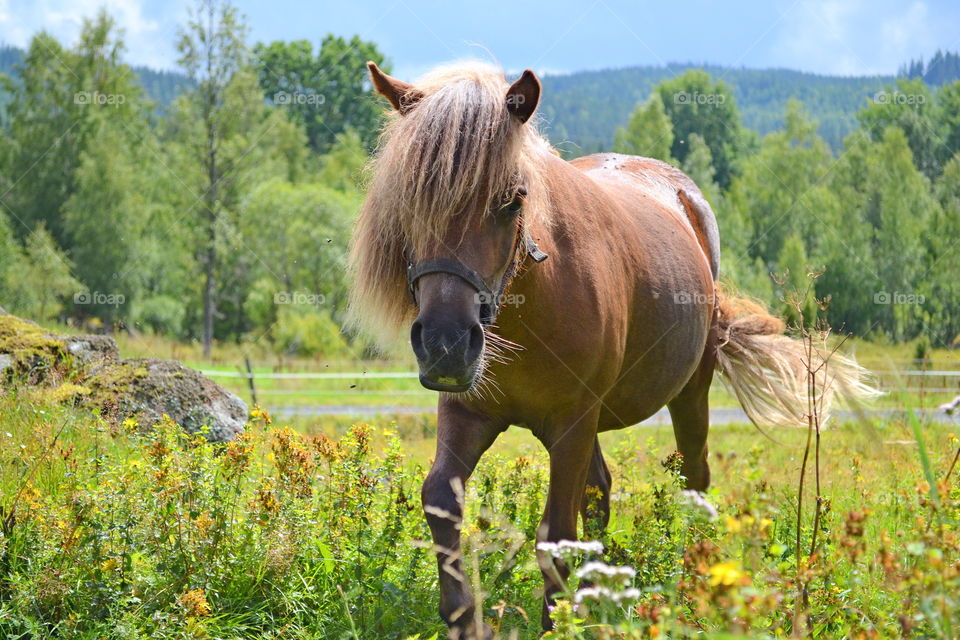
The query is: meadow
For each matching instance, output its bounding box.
[1,377,958,639]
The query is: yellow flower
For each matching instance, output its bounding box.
[724,515,742,533]
[178,588,211,617]
[100,558,120,572]
[193,511,215,536]
[708,560,746,587]
[760,517,774,531]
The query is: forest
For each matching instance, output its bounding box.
[1,6,959,355]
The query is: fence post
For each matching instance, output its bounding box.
[244,357,258,407]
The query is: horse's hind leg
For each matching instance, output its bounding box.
[581,436,612,537]
[667,323,717,492]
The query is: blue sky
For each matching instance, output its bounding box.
[2,0,958,78]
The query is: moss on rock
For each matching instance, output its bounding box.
[0,311,245,442]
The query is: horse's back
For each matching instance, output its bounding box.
[570,154,720,281]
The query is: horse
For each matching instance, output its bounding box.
[349,60,876,637]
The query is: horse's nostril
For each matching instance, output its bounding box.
[466,323,484,362]
[411,321,427,360]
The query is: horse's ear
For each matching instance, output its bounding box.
[367,61,422,114]
[506,69,540,124]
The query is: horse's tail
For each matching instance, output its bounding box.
[714,293,880,428]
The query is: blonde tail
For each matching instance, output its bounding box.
[714,295,880,428]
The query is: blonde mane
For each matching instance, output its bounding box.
[348,62,553,347]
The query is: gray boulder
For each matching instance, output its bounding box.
[87,358,247,442]
[0,311,246,441]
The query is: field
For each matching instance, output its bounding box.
[1,381,958,639]
[108,332,960,414]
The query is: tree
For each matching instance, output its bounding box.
[681,133,720,206]
[724,100,834,267]
[927,153,960,344]
[62,112,150,325]
[935,81,960,167]
[857,77,940,178]
[612,94,675,163]
[776,233,818,328]
[4,225,83,321]
[2,12,145,245]
[175,0,252,356]
[253,35,389,153]
[656,70,748,189]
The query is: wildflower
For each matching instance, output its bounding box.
[122,417,138,433]
[178,588,211,617]
[193,511,215,536]
[576,561,636,582]
[574,585,642,604]
[224,431,254,475]
[724,515,742,533]
[250,405,272,425]
[708,560,748,587]
[100,557,119,572]
[313,433,341,461]
[679,490,719,520]
[537,539,604,556]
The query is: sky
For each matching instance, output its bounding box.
[1,0,958,79]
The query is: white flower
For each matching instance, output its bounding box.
[574,585,643,604]
[679,489,719,520]
[574,586,609,603]
[537,539,604,556]
[576,561,637,581]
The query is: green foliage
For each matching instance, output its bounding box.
[1,394,958,638]
[253,35,389,153]
[656,70,749,190]
[0,224,81,321]
[273,306,354,358]
[857,77,941,177]
[1,11,144,245]
[612,94,675,163]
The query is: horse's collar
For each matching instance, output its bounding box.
[406,229,549,326]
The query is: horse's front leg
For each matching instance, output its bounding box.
[536,410,600,631]
[422,400,504,639]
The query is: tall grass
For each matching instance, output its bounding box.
[0,390,958,638]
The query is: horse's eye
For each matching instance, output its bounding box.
[499,186,526,217]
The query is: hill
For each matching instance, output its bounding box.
[0,44,192,118]
[538,64,896,153]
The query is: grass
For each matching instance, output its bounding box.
[1,389,958,639]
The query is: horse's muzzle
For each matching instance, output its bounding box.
[411,319,484,393]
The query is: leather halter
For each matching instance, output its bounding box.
[406,228,549,326]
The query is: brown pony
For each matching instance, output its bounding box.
[350,61,876,637]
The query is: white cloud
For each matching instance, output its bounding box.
[772,0,935,75]
[1,0,183,70]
